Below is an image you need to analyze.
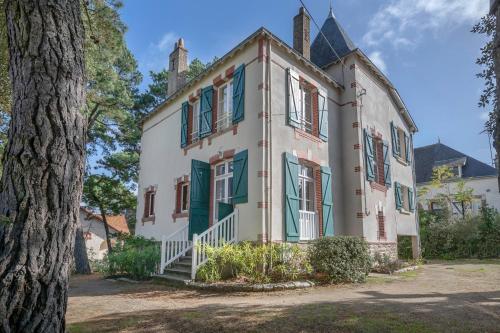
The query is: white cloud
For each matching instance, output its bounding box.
[363,0,488,49]
[138,31,179,74]
[156,32,178,52]
[368,51,388,73]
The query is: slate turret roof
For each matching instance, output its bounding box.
[311,8,356,68]
[414,143,498,184]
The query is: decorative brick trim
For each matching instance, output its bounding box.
[209,169,215,227]
[350,64,356,70]
[351,101,358,107]
[223,149,235,159]
[225,65,235,79]
[355,189,363,196]
[354,144,361,150]
[315,169,324,238]
[294,128,323,144]
[257,171,268,178]
[356,212,364,219]
[233,126,238,135]
[189,93,198,103]
[258,140,269,148]
[351,82,357,88]
[209,149,235,165]
[354,166,361,172]
[258,112,269,119]
[352,122,359,128]
[258,83,269,91]
[370,181,388,194]
[213,74,225,87]
[377,210,386,240]
[258,202,269,208]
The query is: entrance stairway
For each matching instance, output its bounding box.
[157,209,239,283]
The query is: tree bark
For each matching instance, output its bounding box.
[495,6,500,192]
[0,0,86,332]
[99,205,113,254]
[73,220,91,275]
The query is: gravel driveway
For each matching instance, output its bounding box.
[67,260,500,333]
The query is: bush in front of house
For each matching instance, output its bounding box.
[307,236,372,283]
[97,234,160,280]
[420,206,500,259]
[196,242,312,283]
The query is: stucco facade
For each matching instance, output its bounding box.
[136,10,419,259]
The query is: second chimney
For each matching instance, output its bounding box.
[293,7,310,60]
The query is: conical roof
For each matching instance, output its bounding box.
[311,9,356,68]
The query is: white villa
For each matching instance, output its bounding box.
[136,7,420,280]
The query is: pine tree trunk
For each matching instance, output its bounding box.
[74,221,91,275]
[495,6,500,192]
[99,206,113,254]
[0,0,86,332]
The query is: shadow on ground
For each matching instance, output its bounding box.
[68,289,500,333]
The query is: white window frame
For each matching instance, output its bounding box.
[213,160,234,220]
[396,127,409,163]
[299,84,313,134]
[298,165,315,213]
[191,100,200,143]
[145,191,155,218]
[400,184,410,212]
[217,80,233,131]
[180,183,189,213]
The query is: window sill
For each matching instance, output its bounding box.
[172,212,189,222]
[142,215,155,224]
[294,128,323,144]
[398,209,411,215]
[395,155,410,166]
[370,181,387,193]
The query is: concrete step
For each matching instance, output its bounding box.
[174,261,192,268]
[156,272,191,283]
[166,266,191,275]
[179,256,192,262]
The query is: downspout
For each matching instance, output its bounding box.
[267,39,273,244]
[357,87,370,216]
[260,36,269,243]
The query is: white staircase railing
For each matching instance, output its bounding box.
[191,209,239,279]
[160,225,192,274]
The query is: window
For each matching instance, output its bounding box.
[191,100,200,143]
[401,184,410,211]
[217,80,233,131]
[298,165,315,212]
[143,189,155,218]
[214,160,233,220]
[397,128,407,161]
[451,165,461,178]
[391,122,411,164]
[299,83,313,134]
[395,182,414,213]
[373,137,385,186]
[181,183,189,212]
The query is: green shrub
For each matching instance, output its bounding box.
[196,242,311,283]
[308,236,372,283]
[397,236,413,260]
[372,252,403,274]
[96,234,160,280]
[420,206,500,259]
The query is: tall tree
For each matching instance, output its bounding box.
[473,14,500,191]
[0,0,86,331]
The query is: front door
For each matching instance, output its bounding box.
[189,159,211,239]
[214,160,234,222]
[298,165,317,240]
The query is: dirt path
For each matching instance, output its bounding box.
[67,260,500,332]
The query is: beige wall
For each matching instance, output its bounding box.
[79,211,112,260]
[418,176,500,213]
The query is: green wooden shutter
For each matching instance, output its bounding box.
[284,152,299,242]
[321,166,334,237]
[364,129,375,181]
[232,64,245,124]
[318,89,328,141]
[218,202,234,221]
[189,159,211,239]
[232,149,248,204]
[199,86,213,137]
[391,121,400,158]
[181,102,189,148]
[287,68,301,128]
[383,141,391,188]
[408,187,415,212]
[405,132,411,163]
[395,182,403,211]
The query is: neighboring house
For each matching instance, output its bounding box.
[79,207,130,259]
[136,6,420,279]
[415,143,499,215]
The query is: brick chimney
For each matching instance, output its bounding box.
[167,38,188,96]
[293,7,311,60]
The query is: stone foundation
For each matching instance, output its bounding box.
[368,242,398,261]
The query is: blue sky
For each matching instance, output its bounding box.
[120,0,494,165]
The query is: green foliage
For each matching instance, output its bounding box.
[308,236,372,283]
[397,236,413,260]
[372,253,403,274]
[196,242,311,283]
[96,234,160,280]
[420,206,500,259]
[472,14,496,134]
